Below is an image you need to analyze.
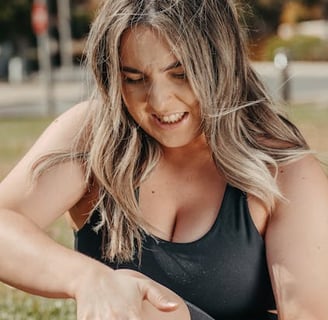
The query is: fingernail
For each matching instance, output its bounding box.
[165,301,178,307]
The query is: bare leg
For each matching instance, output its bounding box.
[142,299,216,319]
[185,301,215,320]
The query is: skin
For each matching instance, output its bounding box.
[0,25,327,319]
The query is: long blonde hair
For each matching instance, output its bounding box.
[35,0,309,262]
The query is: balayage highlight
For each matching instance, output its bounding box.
[33,0,310,262]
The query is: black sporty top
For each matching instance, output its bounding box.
[75,184,276,320]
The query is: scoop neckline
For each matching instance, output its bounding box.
[145,183,231,247]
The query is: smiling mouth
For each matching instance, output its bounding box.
[155,112,186,124]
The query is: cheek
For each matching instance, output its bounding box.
[121,90,144,124]
[176,84,199,110]
[121,86,147,109]
[180,93,200,114]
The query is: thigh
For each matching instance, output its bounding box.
[142,300,215,320]
[185,301,215,320]
[117,269,213,320]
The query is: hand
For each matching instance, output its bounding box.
[74,265,179,319]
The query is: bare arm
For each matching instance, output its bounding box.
[0,102,180,319]
[0,102,90,295]
[266,155,328,320]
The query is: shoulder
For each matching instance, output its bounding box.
[0,101,99,228]
[276,155,328,207]
[271,154,328,225]
[42,100,95,145]
[26,100,100,155]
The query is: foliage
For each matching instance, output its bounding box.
[264,35,328,61]
[71,9,93,39]
[243,0,285,39]
[0,1,93,49]
[1,1,326,59]
[243,0,325,40]
[298,0,324,6]
[0,0,33,43]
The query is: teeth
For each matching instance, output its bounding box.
[158,112,185,124]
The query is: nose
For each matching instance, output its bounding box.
[147,80,174,114]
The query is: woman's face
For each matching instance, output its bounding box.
[120,25,203,149]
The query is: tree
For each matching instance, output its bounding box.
[0,0,33,44]
[245,0,327,40]
[243,0,285,40]
[298,0,321,5]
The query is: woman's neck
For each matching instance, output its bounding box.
[160,134,213,167]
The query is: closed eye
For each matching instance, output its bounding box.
[122,75,145,84]
[173,73,187,80]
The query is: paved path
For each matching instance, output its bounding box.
[253,62,328,105]
[0,62,327,118]
[0,68,88,117]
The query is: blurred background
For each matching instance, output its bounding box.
[0,0,327,319]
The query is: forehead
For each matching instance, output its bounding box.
[119,25,178,69]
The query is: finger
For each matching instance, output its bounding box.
[143,283,179,311]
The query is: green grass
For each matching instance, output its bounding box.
[0,118,53,180]
[0,107,327,318]
[287,104,328,165]
[0,290,76,320]
[289,104,328,129]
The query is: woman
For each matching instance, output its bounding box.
[0,0,327,319]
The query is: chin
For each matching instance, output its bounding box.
[158,137,202,150]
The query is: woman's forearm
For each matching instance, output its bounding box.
[0,209,183,319]
[0,208,105,299]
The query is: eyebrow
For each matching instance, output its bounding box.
[120,61,182,74]
[162,61,182,72]
[120,66,143,74]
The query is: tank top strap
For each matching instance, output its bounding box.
[217,184,263,243]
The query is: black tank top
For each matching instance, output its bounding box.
[75,185,276,319]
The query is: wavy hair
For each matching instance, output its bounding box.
[34,0,309,262]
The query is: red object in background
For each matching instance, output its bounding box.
[31,1,49,35]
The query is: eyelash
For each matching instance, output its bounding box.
[122,73,187,84]
[173,73,186,80]
[122,76,144,84]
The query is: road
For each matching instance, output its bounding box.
[0,67,88,117]
[253,62,328,105]
[0,62,327,118]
